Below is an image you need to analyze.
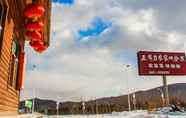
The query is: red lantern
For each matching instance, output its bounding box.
[29,41,44,49]
[34,45,47,53]
[25,31,42,41]
[25,21,44,31]
[24,4,45,19]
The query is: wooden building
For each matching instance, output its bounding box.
[0,0,51,113]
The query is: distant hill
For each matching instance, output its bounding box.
[19,83,186,115]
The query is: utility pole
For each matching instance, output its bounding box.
[56,101,59,116]
[132,93,136,110]
[32,88,35,113]
[82,101,85,114]
[126,64,131,112]
[157,88,165,107]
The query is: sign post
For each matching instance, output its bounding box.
[137,51,186,107]
[162,76,169,106]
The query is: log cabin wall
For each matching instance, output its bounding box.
[0,0,51,113]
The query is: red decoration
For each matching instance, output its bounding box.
[29,41,44,49]
[24,4,47,52]
[24,4,45,19]
[25,31,42,41]
[25,21,44,31]
[137,51,186,76]
[29,41,47,53]
[34,45,47,53]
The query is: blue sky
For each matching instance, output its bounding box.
[21,0,186,101]
[78,17,112,39]
[52,0,74,5]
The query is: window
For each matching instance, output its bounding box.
[0,1,7,53]
[9,39,20,89]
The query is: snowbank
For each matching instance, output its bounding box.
[44,110,186,118]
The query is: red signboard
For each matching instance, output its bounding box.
[137,51,186,75]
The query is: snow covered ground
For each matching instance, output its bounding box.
[0,114,43,118]
[44,110,186,118]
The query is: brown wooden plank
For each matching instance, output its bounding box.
[0,54,10,69]
[0,103,18,111]
[0,74,7,86]
[0,93,19,108]
[1,48,11,63]
[0,47,11,66]
[0,87,18,100]
[0,66,9,80]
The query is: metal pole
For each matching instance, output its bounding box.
[126,65,131,112]
[32,99,34,113]
[96,100,98,114]
[82,101,85,114]
[32,66,36,114]
[162,76,169,106]
[32,89,35,113]
[56,101,59,115]
[132,93,136,110]
[157,88,165,107]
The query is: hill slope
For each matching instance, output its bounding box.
[20,83,186,114]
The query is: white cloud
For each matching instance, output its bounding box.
[22,46,170,101]
[22,48,132,101]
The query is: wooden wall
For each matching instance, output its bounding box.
[0,0,51,113]
[0,0,20,113]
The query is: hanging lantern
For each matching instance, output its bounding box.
[25,21,44,31]
[25,31,42,41]
[29,41,44,49]
[34,45,47,53]
[24,4,45,19]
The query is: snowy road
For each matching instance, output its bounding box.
[44,111,186,118]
